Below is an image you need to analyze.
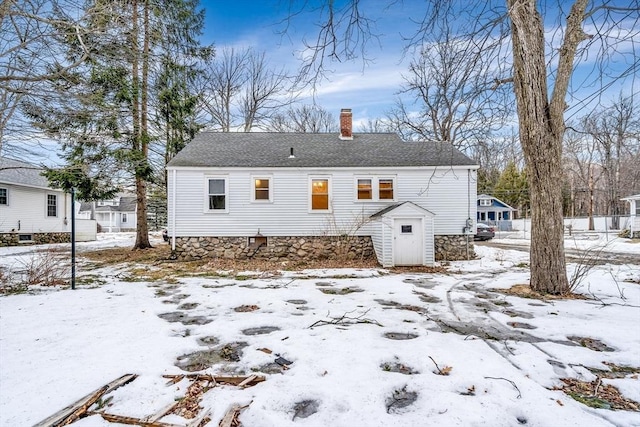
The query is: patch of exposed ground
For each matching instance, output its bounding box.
[555,378,640,411]
[234,304,259,312]
[384,332,419,340]
[292,400,320,420]
[176,342,248,371]
[386,387,418,413]
[242,326,280,336]
[318,286,364,295]
[585,362,640,379]
[568,336,615,352]
[157,312,212,326]
[381,361,419,375]
[496,284,590,300]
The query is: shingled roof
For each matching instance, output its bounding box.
[0,157,51,189]
[78,196,137,213]
[167,132,477,168]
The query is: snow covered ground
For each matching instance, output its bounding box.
[1,233,639,427]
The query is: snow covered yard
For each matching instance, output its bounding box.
[1,234,639,426]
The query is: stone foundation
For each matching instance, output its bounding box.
[0,232,71,247]
[173,235,375,262]
[434,235,475,261]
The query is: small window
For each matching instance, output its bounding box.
[19,234,33,242]
[122,213,127,223]
[47,194,57,217]
[207,178,227,210]
[379,179,394,200]
[311,178,329,210]
[401,225,412,233]
[357,179,372,200]
[0,188,7,205]
[253,178,271,201]
[480,199,491,206]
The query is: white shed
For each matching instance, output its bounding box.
[370,202,435,267]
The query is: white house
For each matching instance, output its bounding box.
[621,194,640,238]
[77,195,137,232]
[0,157,72,245]
[166,109,479,266]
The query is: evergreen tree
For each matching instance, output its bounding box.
[494,162,529,217]
[25,0,208,249]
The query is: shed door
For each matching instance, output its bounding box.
[393,218,423,266]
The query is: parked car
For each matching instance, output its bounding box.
[474,223,495,241]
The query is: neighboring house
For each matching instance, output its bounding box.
[476,194,517,231]
[77,195,137,232]
[166,109,478,267]
[621,194,640,238]
[0,156,72,246]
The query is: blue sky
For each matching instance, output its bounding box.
[199,0,420,126]
[198,0,638,128]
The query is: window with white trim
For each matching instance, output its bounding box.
[252,177,271,202]
[479,199,491,206]
[354,177,396,202]
[0,188,7,205]
[47,194,58,217]
[206,177,227,211]
[310,177,330,211]
[122,213,127,223]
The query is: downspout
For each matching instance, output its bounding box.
[171,168,177,250]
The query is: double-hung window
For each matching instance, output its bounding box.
[357,179,372,200]
[479,199,491,207]
[0,188,7,205]
[355,177,395,202]
[47,194,58,217]
[252,177,272,202]
[206,177,228,211]
[122,213,127,223]
[310,177,330,211]
[378,179,394,200]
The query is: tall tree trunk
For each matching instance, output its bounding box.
[508,0,588,294]
[134,0,151,249]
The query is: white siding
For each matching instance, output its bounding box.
[424,215,435,265]
[0,184,70,233]
[167,166,477,237]
[94,210,136,232]
[370,217,394,267]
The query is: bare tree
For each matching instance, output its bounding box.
[200,47,249,132]
[241,51,292,131]
[266,104,337,133]
[563,125,603,228]
[583,95,639,228]
[199,47,294,132]
[388,22,510,152]
[284,0,639,294]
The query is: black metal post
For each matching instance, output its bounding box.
[71,187,76,290]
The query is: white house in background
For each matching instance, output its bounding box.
[77,195,137,232]
[0,156,72,245]
[166,109,479,267]
[621,194,640,238]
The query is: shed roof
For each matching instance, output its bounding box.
[0,157,51,189]
[167,132,477,168]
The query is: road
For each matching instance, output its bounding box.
[476,240,639,266]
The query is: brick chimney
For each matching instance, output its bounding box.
[339,108,353,140]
